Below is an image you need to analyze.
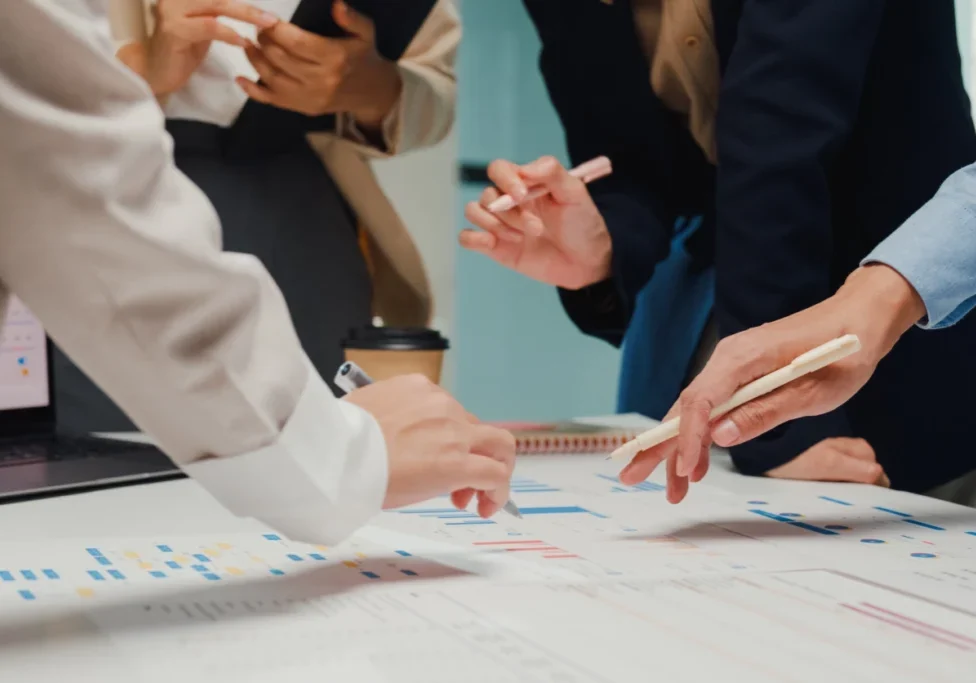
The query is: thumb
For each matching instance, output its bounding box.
[518,156,588,205]
[333,1,375,41]
[710,384,813,448]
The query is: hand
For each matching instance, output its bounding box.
[124,0,278,97]
[237,1,402,130]
[767,438,891,487]
[342,374,516,517]
[620,264,925,498]
[459,156,613,290]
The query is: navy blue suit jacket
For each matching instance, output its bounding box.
[524,0,976,491]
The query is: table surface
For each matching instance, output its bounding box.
[0,422,973,682]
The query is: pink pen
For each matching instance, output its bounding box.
[487,156,613,213]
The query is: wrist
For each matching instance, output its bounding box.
[839,264,925,356]
[345,59,402,133]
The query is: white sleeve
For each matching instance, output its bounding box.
[0,0,387,545]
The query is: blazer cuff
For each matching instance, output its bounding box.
[729,409,853,476]
[182,361,388,546]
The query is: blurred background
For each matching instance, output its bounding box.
[370,0,976,423]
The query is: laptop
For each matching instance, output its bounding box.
[0,298,182,501]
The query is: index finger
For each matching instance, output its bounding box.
[485,159,529,205]
[189,0,279,29]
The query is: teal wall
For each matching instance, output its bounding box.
[452,0,621,421]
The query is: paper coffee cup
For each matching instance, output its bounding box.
[341,326,449,385]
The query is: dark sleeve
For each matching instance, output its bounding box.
[713,0,886,473]
[522,0,711,347]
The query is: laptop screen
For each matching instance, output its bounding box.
[0,298,49,411]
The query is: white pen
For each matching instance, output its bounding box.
[609,335,863,463]
[334,361,523,519]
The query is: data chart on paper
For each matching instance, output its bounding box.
[1,455,975,682]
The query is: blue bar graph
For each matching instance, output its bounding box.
[269,569,285,576]
[193,554,210,563]
[202,573,220,581]
[361,571,380,580]
[85,548,102,558]
[395,550,412,557]
[287,554,304,562]
[21,570,37,581]
[510,478,561,493]
[263,534,281,541]
[597,474,663,493]
[875,506,912,518]
[108,570,125,580]
[446,520,495,526]
[309,553,327,561]
[42,569,59,580]
[95,557,112,566]
[967,532,976,537]
[819,496,852,506]
[149,571,167,578]
[748,509,839,536]
[520,506,607,518]
[903,519,945,531]
[191,565,208,572]
[18,590,35,601]
[401,569,418,577]
[0,571,13,582]
[166,561,181,570]
[157,545,173,553]
[88,570,105,581]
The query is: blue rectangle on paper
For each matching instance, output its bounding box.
[309,553,327,561]
[519,506,592,515]
[191,565,208,572]
[511,488,561,493]
[149,571,166,578]
[445,521,495,526]
[0,571,13,582]
[263,534,281,541]
[108,570,125,580]
[96,557,112,566]
[903,519,945,531]
[21,570,36,581]
[18,590,35,601]
[748,509,838,536]
[967,532,976,537]
[397,508,459,515]
[401,570,418,576]
[202,573,221,581]
[269,569,285,576]
[88,570,105,581]
[395,550,412,557]
[42,570,59,580]
[287,554,304,562]
[157,545,173,553]
[166,561,181,570]
[875,506,913,518]
[361,571,380,579]
[85,548,102,558]
[193,554,209,563]
[819,496,852,506]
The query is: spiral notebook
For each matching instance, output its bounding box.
[492,421,644,455]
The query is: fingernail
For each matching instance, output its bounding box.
[513,184,528,200]
[712,419,741,447]
[259,11,278,26]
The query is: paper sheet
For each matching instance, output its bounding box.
[1,455,975,681]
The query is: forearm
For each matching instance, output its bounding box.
[0,0,387,544]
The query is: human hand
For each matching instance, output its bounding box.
[131,0,278,97]
[237,1,401,129]
[459,156,613,290]
[342,374,516,517]
[620,264,924,497]
[767,438,890,487]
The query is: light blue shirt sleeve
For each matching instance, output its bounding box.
[862,162,976,329]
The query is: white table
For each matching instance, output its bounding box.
[1,428,974,682]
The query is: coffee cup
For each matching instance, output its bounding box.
[341,326,449,385]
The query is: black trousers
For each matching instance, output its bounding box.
[54,120,372,432]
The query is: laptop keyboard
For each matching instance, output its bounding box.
[0,437,161,467]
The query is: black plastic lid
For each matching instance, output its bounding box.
[341,326,449,351]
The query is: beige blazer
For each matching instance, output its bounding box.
[631,0,719,163]
[108,0,461,327]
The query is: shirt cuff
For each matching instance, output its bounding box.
[334,90,401,156]
[181,361,388,546]
[862,184,976,330]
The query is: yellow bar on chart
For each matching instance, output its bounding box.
[226,567,245,576]
[138,562,153,570]
[343,561,358,569]
[355,552,367,559]
[216,543,233,550]
[174,556,190,564]
[76,588,95,598]
[123,551,140,560]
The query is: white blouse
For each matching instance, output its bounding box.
[163,0,303,127]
